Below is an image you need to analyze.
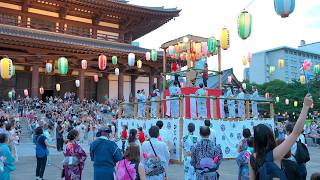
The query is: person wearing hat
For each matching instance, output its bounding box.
[90,127,123,180]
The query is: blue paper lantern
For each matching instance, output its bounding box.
[274,0,295,18]
[128,53,135,67]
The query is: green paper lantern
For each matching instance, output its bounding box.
[275,96,280,103]
[151,49,157,61]
[207,37,217,54]
[58,57,68,75]
[8,91,12,99]
[112,56,117,65]
[314,64,320,74]
[238,11,252,40]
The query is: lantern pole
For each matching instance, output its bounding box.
[217,40,222,90]
[162,48,167,94]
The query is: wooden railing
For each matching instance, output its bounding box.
[118,95,275,119]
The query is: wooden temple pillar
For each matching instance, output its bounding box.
[118,72,124,101]
[79,70,85,101]
[131,75,137,99]
[31,65,39,98]
[156,75,162,90]
[149,75,154,94]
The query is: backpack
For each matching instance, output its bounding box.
[293,139,310,164]
[116,159,137,180]
[144,141,165,176]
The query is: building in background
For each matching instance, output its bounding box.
[243,68,250,81]
[249,40,320,84]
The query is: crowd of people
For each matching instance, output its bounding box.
[0,92,319,180]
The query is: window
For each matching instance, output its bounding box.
[66,24,91,37]
[0,13,18,26]
[30,18,56,32]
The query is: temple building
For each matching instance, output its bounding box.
[0,0,180,101]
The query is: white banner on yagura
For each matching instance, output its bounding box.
[117,118,181,161]
[182,119,275,158]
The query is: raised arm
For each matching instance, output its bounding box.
[273,94,313,161]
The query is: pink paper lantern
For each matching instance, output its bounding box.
[265,92,269,99]
[81,60,87,70]
[98,54,107,70]
[248,52,253,61]
[94,74,99,82]
[24,89,28,97]
[201,42,208,56]
[39,87,44,95]
[285,98,289,105]
[146,52,151,61]
[303,59,311,71]
[227,76,232,83]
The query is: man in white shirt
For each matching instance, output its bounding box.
[285,122,307,179]
[204,120,216,145]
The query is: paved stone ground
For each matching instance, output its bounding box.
[12,143,320,180]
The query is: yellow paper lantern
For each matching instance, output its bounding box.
[137,60,142,69]
[56,83,61,92]
[294,100,298,107]
[242,56,248,65]
[278,59,285,69]
[0,58,14,80]
[300,75,305,84]
[220,28,230,50]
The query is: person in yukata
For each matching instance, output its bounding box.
[90,127,123,180]
[202,63,209,87]
[219,89,226,119]
[183,123,198,180]
[237,88,245,118]
[195,83,208,118]
[251,86,259,118]
[226,86,236,118]
[169,81,181,118]
[0,133,15,180]
[150,84,160,118]
[191,126,223,180]
[141,90,147,117]
[136,90,143,117]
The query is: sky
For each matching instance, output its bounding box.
[128,0,320,80]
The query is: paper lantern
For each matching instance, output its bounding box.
[151,49,157,61]
[242,56,248,65]
[115,68,119,76]
[314,64,320,74]
[56,84,61,92]
[208,37,217,54]
[265,93,269,99]
[220,28,230,50]
[39,87,44,95]
[248,52,253,62]
[24,89,28,97]
[0,58,14,80]
[112,56,117,65]
[191,42,196,53]
[303,59,311,71]
[299,75,305,84]
[75,80,80,87]
[275,96,280,103]
[227,76,232,83]
[294,100,298,107]
[269,66,276,74]
[195,43,201,56]
[146,52,151,61]
[171,63,178,72]
[201,42,208,56]
[12,65,15,77]
[137,60,142,69]
[183,36,189,43]
[128,53,135,66]
[242,83,247,90]
[274,0,295,18]
[177,43,183,53]
[8,91,12,99]
[285,98,289,105]
[45,63,52,73]
[180,53,186,61]
[58,57,68,75]
[94,74,99,82]
[169,46,175,57]
[81,60,87,70]
[238,11,252,40]
[278,59,285,69]
[98,54,107,70]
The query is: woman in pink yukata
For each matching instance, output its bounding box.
[63,129,87,180]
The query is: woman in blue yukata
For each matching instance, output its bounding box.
[195,83,208,118]
[0,133,15,180]
[191,126,223,180]
[150,84,160,118]
[169,81,181,118]
[183,123,198,180]
[251,87,259,118]
[237,88,245,118]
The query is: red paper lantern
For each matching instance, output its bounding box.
[98,54,107,70]
[94,74,99,82]
[81,60,87,70]
[171,63,178,72]
[39,87,44,95]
